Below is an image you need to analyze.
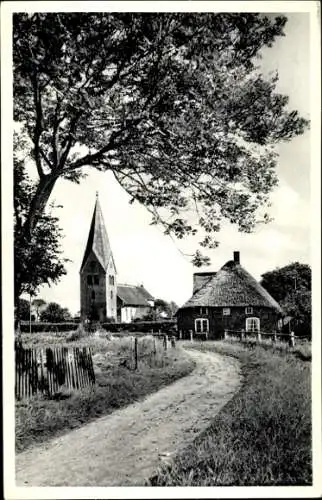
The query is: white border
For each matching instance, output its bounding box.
[2,1,321,499]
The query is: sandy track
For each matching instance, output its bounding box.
[16,347,241,487]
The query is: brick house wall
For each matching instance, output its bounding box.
[177,306,280,340]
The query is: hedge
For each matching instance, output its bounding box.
[101,319,177,334]
[17,319,177,335]
[18,322,79,333]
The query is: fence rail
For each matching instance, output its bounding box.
[223,329,307,347]
[15,344,95,400]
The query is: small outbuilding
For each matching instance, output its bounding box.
[176,251,283,340]
[117,284,154,323]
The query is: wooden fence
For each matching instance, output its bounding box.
[15,344,95,400]
[223,329,308,347]
[123,334,176,370]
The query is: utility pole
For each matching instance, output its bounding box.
[29,291,32,334]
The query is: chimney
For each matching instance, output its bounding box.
[233,251,240,264]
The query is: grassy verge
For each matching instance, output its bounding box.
[16,335,195,453]
[152,340,311,486]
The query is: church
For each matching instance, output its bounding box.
[80,194,154,323]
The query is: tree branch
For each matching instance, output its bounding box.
[31,75,45,178]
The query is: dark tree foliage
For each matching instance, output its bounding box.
[260,262,311,335]
[13,13,309,266]
[15,298,31,321]
[14,134,67,304]
[260,262,311,303]
[40,302,72,322]
[154,298,179,318]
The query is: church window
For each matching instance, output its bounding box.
[109,275,114,285]
[110,290,113,300]
[91,291,95,300]
[87,275,92,285]
[90,261,96,271]
[93,275,99,285]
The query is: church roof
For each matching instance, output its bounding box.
[180,259,282,313]
[80,195,114,272]
[117,284,154,307]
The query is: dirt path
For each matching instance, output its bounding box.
[16,347,241,487]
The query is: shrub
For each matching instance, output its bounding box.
[19,321,79,333]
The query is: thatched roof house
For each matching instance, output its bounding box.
[177,251,283,340]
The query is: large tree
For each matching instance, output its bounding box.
[14,133,67,304]
[260,262,311,304]
[40,302,72,322]
[13,13,308,266]
[260,262,311,335]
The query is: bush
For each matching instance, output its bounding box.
[101,319,177,335]
[19,321,79,333]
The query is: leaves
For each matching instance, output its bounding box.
[40,302,72,322]
[260,263,311,333]
[14,136,67,302]
[13,13,309,265]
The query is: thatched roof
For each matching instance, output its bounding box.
[80,195,114,272]
[117,284,154,307]
[193,272,216,294]
[181,260,282,312]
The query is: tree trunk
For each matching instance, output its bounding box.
[14,174,57,305]
[24,174,57,236]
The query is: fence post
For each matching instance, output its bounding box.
[272,332,277,343]
[189,329,193,343]
[163,334,168,350]
[289,331,295,348]
[179,330,182,340]
[240,329,245,342]
[171,336,176,348]
[257,331,261,343]
[224,329,228,340]
[134,337,138,370]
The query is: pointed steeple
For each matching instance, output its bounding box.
[80,194,113,272]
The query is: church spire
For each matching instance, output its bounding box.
[80,194,114,272]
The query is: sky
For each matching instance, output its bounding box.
[22,12,311,315]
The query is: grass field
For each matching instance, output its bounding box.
[152,340,312,486]
[16,332,195,453]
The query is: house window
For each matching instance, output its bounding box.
[246,317,260,332]
[195,318,209,334]
[223,307,231,316]
[199,307,208,315]
[87,275,92,285]
[93,275,99,285]
[91,291,95,300]
[245,306,253,315]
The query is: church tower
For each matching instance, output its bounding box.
[80,193,117,322]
